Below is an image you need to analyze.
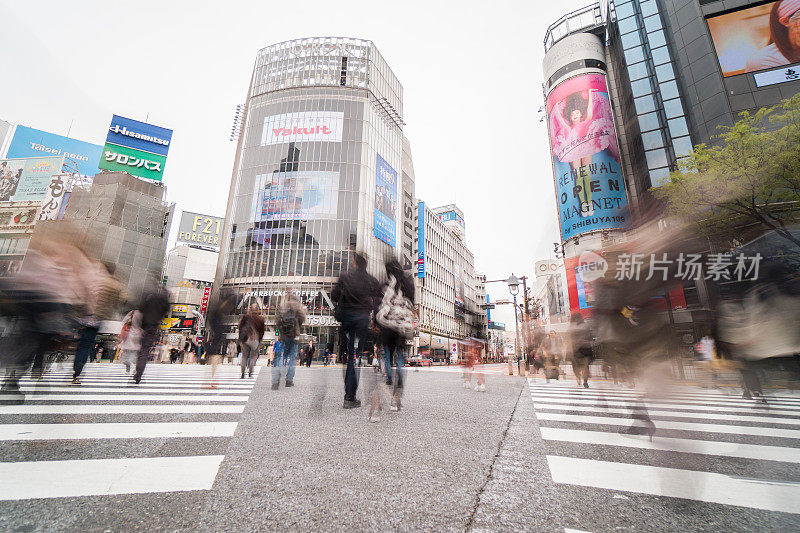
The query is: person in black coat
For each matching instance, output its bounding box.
[331,253,380,408]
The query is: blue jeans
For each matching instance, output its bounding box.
[384,344,405,386]
[73,325,99,378]
[272,339,298,384]
[340,311,371,400]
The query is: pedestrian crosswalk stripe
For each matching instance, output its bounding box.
[11,386,253,394]
[0,455,225,500]
[536,412,800,439]
[0,422,238,440]
[534,403,800,426]
[529,385,800,402]
[546,455,800,514]
[539,427,800,463]
[530,389,800,409]
[0,393,250,402]
[530,394,800,414]
[17,379,256,386]
[0,404,245,414]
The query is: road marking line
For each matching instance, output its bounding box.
[0,422,238,440]
[536,412,800,439]
[529,390,800,408]
[527,384,800,403]
[533,403,800,426]
[11,386,252,395]
[0,394,249,402]
[0,404,245,414]
[530,394,800,414]
[540,427,800,463]
[546,455,800,514]
[0,455,225,500]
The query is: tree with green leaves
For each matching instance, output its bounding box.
[654,94,800,249]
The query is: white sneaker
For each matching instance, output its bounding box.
[475,384,486,392]
[369,414,381,423]
[390,404,399,412]
[463,381,472,389]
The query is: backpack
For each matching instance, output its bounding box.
[278,307,297,339]
[376,276,414,339]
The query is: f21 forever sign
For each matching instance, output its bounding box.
[176,211,223,250]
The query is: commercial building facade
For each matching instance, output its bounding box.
[415,202,487,361]
[215,37,413,347]
[543,0,800,332]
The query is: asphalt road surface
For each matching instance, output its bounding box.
[1,362,799,532]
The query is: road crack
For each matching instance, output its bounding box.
[464,382,524,531]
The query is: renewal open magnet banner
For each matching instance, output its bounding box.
[546,73,629,241]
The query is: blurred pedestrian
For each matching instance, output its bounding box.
[118,310,142,373]
[226,340,237,364]
[73,262,125,384]
[373,259,415,420]
[305,340,315,367]
[238,303,265,379]
[568,313,594,388]
[272,292,306,389]
[132,284,170,384]
[331,253,380,409]
[204,289,237,387]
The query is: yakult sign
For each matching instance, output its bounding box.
[261,112,344,146]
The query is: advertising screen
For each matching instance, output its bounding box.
[99,115,172,182]
[177,211,224,250]
[253,171,338,222]
[0,156,64,202]
[262,112,344,146]
[547,73,629,241]
[707,1,800,77]
[6,126,103,177]
[373,153,397,247]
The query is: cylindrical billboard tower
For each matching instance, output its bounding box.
[542,32,629,254]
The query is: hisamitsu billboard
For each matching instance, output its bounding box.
[176,211,223,250]
[99,115,172,182]
[6,126,102,177]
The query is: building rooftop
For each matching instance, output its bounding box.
[544,2,605,52]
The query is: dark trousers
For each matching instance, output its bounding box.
[340,312,371,401]
[73,325,99,378]
[133,328,158,382]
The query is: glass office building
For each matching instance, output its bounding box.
[215,37,412,346]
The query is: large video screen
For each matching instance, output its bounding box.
[253,170,338,222]
[707,1,800,77]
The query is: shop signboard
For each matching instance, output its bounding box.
[6,125,102,177]
[0,156,65,203]
[172,304,188,314]
[373,153,397,247]
[417,201,426,278]
[261,111,344,145]
[199,287,211,316]
[177,211,223,250]
[99,115,172,181]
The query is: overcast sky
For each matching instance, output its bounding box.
[0,0,591,327]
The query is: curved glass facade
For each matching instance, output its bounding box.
[217,38,406,346]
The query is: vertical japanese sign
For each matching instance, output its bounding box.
[373,153,397,247]
[99,115,172,182]
[200,286,211,316]
[547,73,629,240]
[417,201,426,278]
[38,173,69,221]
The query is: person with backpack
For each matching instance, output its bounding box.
[331,253,381,409]
[132,284,170,384]
[238,303,266,379]
[272,291,306,389]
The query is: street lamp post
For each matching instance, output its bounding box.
[507,274,523,376]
